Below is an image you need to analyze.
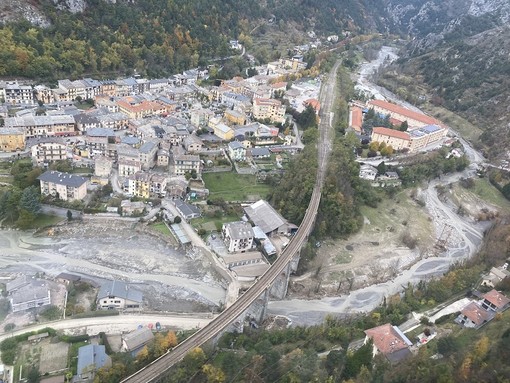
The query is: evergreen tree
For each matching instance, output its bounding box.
[19,186,41,215]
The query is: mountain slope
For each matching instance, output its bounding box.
[0,0,392,80]
[381,0,510,159]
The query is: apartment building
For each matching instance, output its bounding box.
[38,171,88,201]
[252,98,286,124]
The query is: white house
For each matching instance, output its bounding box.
[222,221,254,253]
[228,141,246,161]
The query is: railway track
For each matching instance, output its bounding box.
[121,61,339,383]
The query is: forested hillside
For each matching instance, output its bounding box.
[380,0,510,159]
[0,0,391,80]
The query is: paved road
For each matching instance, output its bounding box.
[0,313,216,343]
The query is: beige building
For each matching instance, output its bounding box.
[0,127,25,152]
[30,139,67,165]
[213,123,234,141]
[97,280,143,311]
[94,156,113,177]
[371,125,447,153]
[252,98,286,124]
[118,159,142,177]
[368,100,444,129]
[173,154,201,176]
[183,135,203,153]
[5,115,76,138]
[127,172,167,198]
[222,221,254,253]
[38,171,88,201]
[371,127,411,151]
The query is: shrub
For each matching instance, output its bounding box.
[59,334,90,343]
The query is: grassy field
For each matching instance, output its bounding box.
[191,214,240,232]
[202,172,271,201]
[32,214,64,228]
[470,178,510,212]
[150,222,171,236]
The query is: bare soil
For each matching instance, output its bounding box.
[289,190,435,297]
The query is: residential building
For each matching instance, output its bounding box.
[86,128,115,156]
[118,159,142,177]
[228,141,246,161]
[117,99,167,119]
[364,323,413,363]
[94,96,119,113]
[174,200,201,220]
[183,135,203,153]
[122,328,154,356]
[157,148,170,167]
[456,301,494,329]
[0,127,25,152]
[127,172,167,198]
[75,113,101,133]
[282,55,307,71]
[222,221,254,253]
[190,109,214,128]
[38,171,88,201]
[249,147,271,159]
[120,200,146,216]
[481,267,510,288]
[481,289,510,312]
[138,140,159,170]
[252,98,286,124]
[97,280,143,310]
[221,92,252,110]
[3,81,34,105]
[9,280,51,313]
[94,156,113,177]
[173,154,201,176]
[34,85,56,104]
[99,80,117,97]
[4,115,76,138]
[359,164,378,181]
[96,112,129,131]
[75,345,111,383]
[30,138,67,166]
[213,123,234,141]
[224,109,247,126]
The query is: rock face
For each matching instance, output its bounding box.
[50,0,87,14]
[385,0,510,40]
[0,0,51,27]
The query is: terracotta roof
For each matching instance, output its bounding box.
[372,126,410,141]
[461,302,493,325]
[483,289,510,309]
[304,98,321,112]
[350,106,363,130]
[369,99,441,126]
[270,81,287,89]
[364,323,412,356]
